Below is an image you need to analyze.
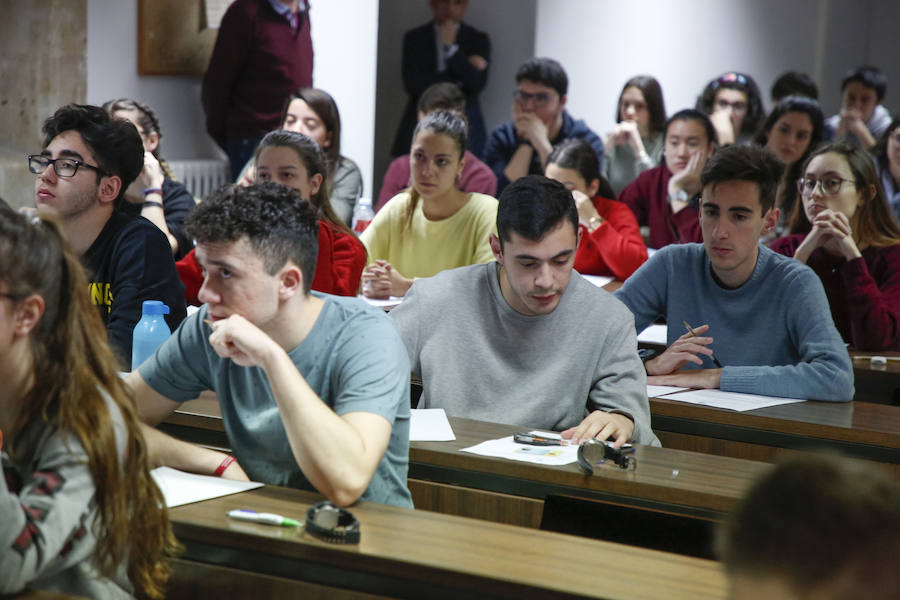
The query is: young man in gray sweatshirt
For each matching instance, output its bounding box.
[390,175,659,447]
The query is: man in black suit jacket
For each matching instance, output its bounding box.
[391,0,491,158]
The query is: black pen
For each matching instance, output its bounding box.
[513,432,573,446]
[682,320,723,368]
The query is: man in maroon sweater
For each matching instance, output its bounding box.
[619,109,715,249]
[202,0,313,179]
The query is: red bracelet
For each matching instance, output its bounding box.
[213,455,236,477]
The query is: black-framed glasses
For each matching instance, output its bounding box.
[797,176,856,197]
[513,89,554,107]
[26,154,104,178]
[0,292,26,303]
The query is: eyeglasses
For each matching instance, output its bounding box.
[27,154,104,178]
[514,90,554,107]
[797,176,856,197]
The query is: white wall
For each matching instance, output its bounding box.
[534,0,898,140]
[86,0,379,192]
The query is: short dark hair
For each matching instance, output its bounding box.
[546,138,616,199]
[616,75,667,135]
[496,175,578,247]
[185,182,320,293]
[771,71,819,102]
[418,82,466,115]
[664,109,716,147]
[41,104,144,204]
[515,57,568,97]
[696,72,765,138]
[700,144,783,214]
[718,454,900,599]
[841,65,887,101]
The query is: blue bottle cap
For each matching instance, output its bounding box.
[141,300,170,316]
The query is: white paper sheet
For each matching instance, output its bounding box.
[638,324,668,345]
[410,408,456,441]
[360,295,402,309]
[646,385,689,398]
[151,466,263,508]
[663,389,806,412]
[461,432,578,465]
[581,274,614,288]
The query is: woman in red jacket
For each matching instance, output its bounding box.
[177,131,365,304]
[544,138,647,280]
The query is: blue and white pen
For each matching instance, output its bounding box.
[227,509,301,527]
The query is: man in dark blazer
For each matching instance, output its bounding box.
[391,0,491,158]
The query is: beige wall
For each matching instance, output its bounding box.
[0,0,87,209]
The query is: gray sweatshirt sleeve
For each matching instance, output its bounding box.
[0,396,130,596]
[588,304,661,446]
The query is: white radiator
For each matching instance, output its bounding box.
[169,159,230,200]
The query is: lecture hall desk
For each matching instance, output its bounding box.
[162,401,769,528]
[165,484,728,600]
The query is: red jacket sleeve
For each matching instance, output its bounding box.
[312,223,366,296]
[584,199,648,280]
[175,249,204,307]
[841,251,900,350]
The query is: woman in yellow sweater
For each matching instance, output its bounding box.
[361,110,497,298]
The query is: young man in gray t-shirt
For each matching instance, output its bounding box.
[128,183,413,508]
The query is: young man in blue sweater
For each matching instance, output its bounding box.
[615,144,854,401]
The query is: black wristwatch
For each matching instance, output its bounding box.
[638,348,658,363]
[305,501,361,544]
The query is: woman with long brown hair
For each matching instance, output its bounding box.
[771,142,900,350]
[360,110,497,298]
[0,207,177,597]
[177,130,366,303]
[103,98,196,260]
[238,88,363,225]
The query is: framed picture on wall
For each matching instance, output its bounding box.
[137,0,221,75]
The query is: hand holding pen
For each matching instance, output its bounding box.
[644,321,720,376]
[682,320,723,368]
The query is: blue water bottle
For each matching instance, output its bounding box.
[131,300,171,370]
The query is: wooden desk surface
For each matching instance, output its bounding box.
[649,396,900,468]
[163,401,767,522]
[168,484,727,600]
[409,417,767,519]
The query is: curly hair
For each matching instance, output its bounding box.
[696,72,765,139]
[185,182,320,292]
